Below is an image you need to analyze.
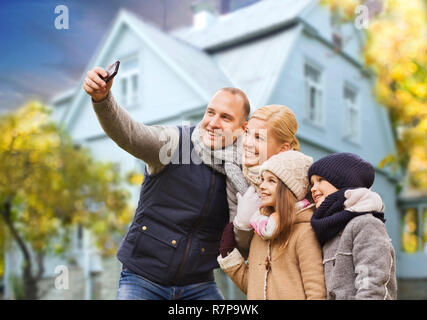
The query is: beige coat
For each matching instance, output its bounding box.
[218,207,326,300]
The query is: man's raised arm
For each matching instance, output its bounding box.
[83,66,179,175]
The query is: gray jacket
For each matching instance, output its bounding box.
[322,213,397,300]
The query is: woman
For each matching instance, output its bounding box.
[233,105,307,257]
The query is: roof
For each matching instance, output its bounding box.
[56,0,318,125]
[59,8,233,128]
[124,10,233,100]
[212,23,301,109]
[173,0,313,50]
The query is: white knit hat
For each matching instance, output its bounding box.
[260,150,313,201]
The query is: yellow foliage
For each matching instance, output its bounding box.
[322,0,427,189]
[126,171,144,186]
[0,101,133,259]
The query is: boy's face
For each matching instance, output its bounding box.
[259,170,278,208]
[310,175,338,208]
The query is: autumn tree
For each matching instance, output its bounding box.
[321,0,427,189]
[0,101,133,299]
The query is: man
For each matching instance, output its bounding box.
[83,66,250,300]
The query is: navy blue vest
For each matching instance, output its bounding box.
[117,126,229,286]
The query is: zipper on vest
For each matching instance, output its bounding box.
[172,169,216,285]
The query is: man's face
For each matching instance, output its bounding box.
[200,91,247,149]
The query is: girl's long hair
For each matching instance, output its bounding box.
[262,179,298,252]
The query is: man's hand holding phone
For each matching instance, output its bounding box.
[83,61,120,102]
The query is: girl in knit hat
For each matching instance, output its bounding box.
[218,150,326,300]
[233,105,310,258]
[308,152,397,300]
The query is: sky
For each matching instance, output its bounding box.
[0,0,259,113]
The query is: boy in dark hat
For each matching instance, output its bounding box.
[308,152,397,300]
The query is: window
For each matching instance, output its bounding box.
[304,63,323,125]
[121,78,128,106]
[131,74,138,104]
[402,206,427,254]
[402,208,418,253]
[116,55,140,108]
[423,208,427,252]
[344,85,360,141]
[77,224,83,249]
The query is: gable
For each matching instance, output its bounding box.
[60,9,231,141]
[67,26,211,141]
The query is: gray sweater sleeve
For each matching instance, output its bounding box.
[352,216,396,300]
[91,92,179,175]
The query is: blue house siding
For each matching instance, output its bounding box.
[273,30,395,167]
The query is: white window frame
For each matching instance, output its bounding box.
[304,62,323,126]
[343,84,360,142]
[116,54,140,109]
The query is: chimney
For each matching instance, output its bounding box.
[220,0,231,14]
[191,0,217,29]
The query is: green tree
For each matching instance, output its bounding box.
[321,0,427,189]
[0,101,133,299]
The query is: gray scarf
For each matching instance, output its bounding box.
[191,122,249,196]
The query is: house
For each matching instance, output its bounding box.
[48,0,425,299]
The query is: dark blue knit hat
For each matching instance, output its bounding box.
[308,152,375,189]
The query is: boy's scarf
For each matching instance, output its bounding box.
[191,122,249,196]
[310,188,386,246]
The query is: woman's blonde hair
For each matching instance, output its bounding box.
[250,105,300,151]
[261,180,297,252]
[274,180,298,251]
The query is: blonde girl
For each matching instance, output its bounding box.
[219,150,326,300]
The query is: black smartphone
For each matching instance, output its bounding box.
[101,60,120,83]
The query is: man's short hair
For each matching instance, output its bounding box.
[219,87,250,122]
